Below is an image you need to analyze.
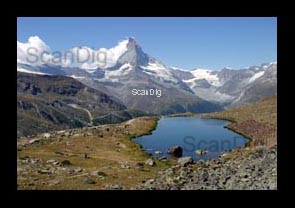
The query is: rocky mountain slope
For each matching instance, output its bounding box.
[17,72,150,137]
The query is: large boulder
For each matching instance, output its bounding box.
[167,146,183,157]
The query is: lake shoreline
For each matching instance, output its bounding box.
[137,97,277,189]
[133,116,248,161]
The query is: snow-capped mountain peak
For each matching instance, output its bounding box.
[117,37,150,66]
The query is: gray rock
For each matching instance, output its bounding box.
[28,139,41,145]
[177,157,193,167]
[43,133,51,139]
[75,167,83,173]
[145,159,155,166]
[106,184,123,190]
[46,159,60,165]
[38,169,52,174]
[159,156,167,161]
[120,162,130,169]
[84,178,96,184]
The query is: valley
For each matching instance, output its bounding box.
[17,96,277,190]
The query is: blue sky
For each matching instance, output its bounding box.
[17,17,277,70]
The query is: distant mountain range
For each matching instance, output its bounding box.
[17,37,277,136]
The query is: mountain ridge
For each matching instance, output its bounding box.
[17,37,277,111]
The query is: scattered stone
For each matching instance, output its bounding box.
[38,169,52,174]
[57,130,65,135]
[42,133,50,139]
[136,162,144,167]
[55,151,65,156]
[84,178,96,184]
[136,162,145,171]
[46,159,59,164]
[221,153,228,157]
[177,157,194,167]
[49,180,60,186]
[67,169,75,175]
[97,171,108,177]
[75,167,83,173]
[195,150,208,156]
[120,162,130,169]
[61,160,72,166]
[159,156,167,161]
[145,159,155,166]
[28,139,40,145]
[137,145,277,190]
[106,184,122,190]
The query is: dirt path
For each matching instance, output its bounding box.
[68,104,93,125]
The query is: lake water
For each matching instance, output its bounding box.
[134,117,248,160]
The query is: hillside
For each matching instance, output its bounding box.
[17,72,150,137]
[207,96,277,148]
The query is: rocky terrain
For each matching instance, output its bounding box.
[137,146,277,190]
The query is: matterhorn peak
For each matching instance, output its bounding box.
[125,37,140,50]
[117,37,150,66]
[127,37,137,44]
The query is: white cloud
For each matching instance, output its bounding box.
[17,36,53,65]
[66,39,129,69]
[17,36,130,71]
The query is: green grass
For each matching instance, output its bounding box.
[17,117,174,190]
